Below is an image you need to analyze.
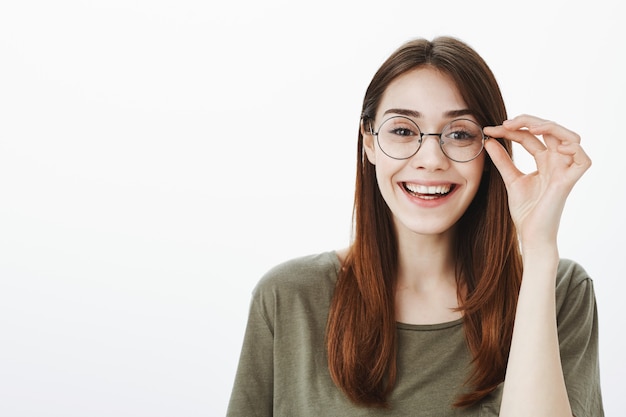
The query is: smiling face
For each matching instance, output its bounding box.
[363,66,486,239]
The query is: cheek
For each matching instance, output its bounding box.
[374,157,401,185]
[374,163,390,191]
[455,156,486,197]
[373,160,401,202]
[466,160,486,193]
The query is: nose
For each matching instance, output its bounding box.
[410,133,449,170]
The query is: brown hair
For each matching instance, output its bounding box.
[326,36,523,408]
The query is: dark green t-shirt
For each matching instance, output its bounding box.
[227,252,603,416]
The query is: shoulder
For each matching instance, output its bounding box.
[248,251,342,331]
[555,258,594,298]
[252,251,341,301]
[555,258,597,322]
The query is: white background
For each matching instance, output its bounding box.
[0,1,623,416]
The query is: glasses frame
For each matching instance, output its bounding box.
[368,115,491,163]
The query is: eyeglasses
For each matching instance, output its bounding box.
[368,116,489,162]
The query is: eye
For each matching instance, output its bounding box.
[447,129,476,141]
[384,118,419,137]
[391,127,416,137]
[377,116,420,144]
[443,119,482,145]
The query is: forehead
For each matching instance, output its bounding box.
[377,67,467,119]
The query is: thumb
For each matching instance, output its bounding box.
[484,139,523,186]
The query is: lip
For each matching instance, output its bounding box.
[398,181,459,207]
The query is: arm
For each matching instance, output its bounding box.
[502,247,568,416]
[556,262,604,415]
[483,115,592,417]
[226,294,274,417]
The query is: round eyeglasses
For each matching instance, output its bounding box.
[369,116,489,162]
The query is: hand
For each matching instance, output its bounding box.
[483,115,591,248]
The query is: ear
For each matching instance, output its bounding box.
[361,119,377,165]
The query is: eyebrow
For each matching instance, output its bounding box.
[382,108,474,119]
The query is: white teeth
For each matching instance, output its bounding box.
[404,183,452,195]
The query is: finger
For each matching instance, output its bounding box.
[484,138,524,185]
[501,114,549,130]
[505,115,581,144]
[483,125,547,156]
[528,122,581,144]
[538,132,563,152]
[503,117,563,151]
[558,142,592,172]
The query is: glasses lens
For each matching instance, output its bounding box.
[441,119,484,162]
[376,116,421,159]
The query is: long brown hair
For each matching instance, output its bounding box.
[326,36,523,408]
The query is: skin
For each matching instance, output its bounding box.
[356,66,591,415]
[363,67,485,325]
[485,117,590,416]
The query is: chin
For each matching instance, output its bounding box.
[396,219,458,238]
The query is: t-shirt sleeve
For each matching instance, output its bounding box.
[226,291,274,417]
[556,260,604,417]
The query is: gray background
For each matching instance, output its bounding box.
[1,0,623,416]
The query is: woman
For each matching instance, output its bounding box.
[227,37,603,416]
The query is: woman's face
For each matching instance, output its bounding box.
[363,67,485,238]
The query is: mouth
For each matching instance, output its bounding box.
[401,182,455,200]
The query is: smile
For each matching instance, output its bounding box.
[402,182,455,200]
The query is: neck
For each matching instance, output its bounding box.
[394,226,463,325]
[395,226,457,291]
